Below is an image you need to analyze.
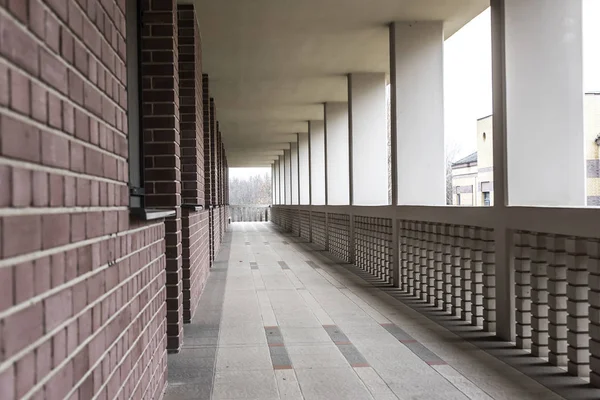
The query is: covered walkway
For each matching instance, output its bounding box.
[165,222,586,400]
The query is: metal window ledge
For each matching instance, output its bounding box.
[182,204,204,211]
[130,208,176,221]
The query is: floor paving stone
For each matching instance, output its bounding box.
[164,222,575,400]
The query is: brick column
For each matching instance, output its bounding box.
[588,241,600,386]
[442,226,453,312]
[515,232,532,349]
[461,227,473,322]
[178,5,203,206]
[548,236,568,366]
[202,76,214,264]
[141,0,183,352]
[451,227,462,317]
[210,113,218,205]
[202,75,213,206]
[217,132,223,205]
[471,228,484,326]
[177,4,210,323]
[566,238,590,377]
[482,228,496,332]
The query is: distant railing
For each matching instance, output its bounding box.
[229,205,270,222]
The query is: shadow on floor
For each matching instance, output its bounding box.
[287,233,600,400]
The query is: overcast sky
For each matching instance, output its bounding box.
[232,2,600,179]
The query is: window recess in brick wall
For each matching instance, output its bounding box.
[126,0,145,209]
[126,0,175,221]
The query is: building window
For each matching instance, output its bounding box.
[127,0,144,208]
[483,191,490,206]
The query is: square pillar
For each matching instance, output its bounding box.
[348,73,388,205]
[299,132,311,205]
[309,121,326,205]
[291,141,299,204]
[390,22,445,205]
[177,3,210,325]
[325,102,350,205]
[504,0,584,206]
[273,160,280,204]
[202,75,213,207]
[279,154,285,204]
[284,149,292,204]
[141,0,183,352]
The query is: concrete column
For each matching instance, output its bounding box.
[390,22,445,205]
[291,141,299,205]
[271,164,275,204]
[491,0,514,341]
[348,73,388,205]
[309,121,326,205]
[325,102,350,205]
[278,155,285,204]
[298,132,310,205]
[504,0,584,206]
[273,160,280,204]
[284,149,292,204]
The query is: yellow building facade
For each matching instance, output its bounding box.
[452,93,600,206]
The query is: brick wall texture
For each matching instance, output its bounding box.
[0,0,227,398]
[177,4,210,324]
[140,0,184,354]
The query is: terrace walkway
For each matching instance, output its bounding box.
[165,222,574,400]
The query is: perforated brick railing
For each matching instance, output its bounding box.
[514,231,595,379]
[355,216,394,285]
[400,222,493,327]
[311,212,327,249]
[291,210,301,236]
[328,213,351,262]
[299,210,311,241]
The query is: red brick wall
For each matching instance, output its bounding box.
[212,207,222,256]
[0,0,167,398]
[181,209,210,321]
[178,4,210,323]
[140,0,183,353]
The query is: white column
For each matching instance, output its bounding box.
[504,0,584,206]
[278,155,285,204]
[348,73,388,205]
[284,149,292,204]
[325,102,350,205]
[291,141,299,205]
[309,120,326,205]
[298,132,310,205]
[390,22,445,205]
[273,160,280,204]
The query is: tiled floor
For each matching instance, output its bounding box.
[165,222,588,400]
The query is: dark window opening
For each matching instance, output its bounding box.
[483,191,490,206]
[127,0,144,208]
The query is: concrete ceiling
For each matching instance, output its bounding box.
[192,0,489,167]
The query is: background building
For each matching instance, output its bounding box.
[452,92,600,206]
